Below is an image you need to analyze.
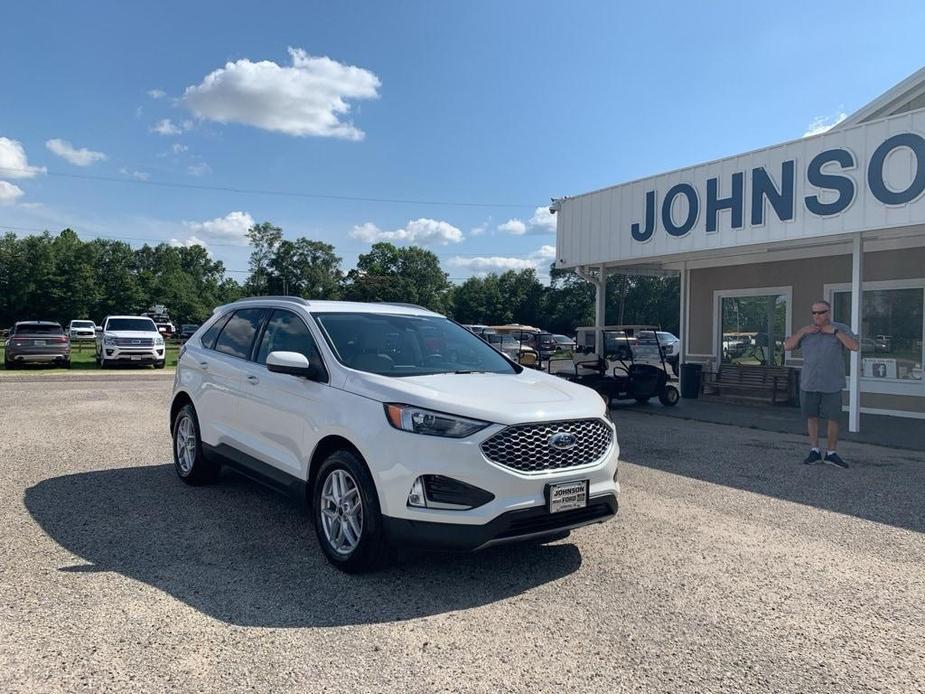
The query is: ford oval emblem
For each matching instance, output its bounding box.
[548,432,578,450]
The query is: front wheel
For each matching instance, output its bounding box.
[154,360,166,369]
[313,450,387,573]
[659,385,680,407]
[172,404,220,485]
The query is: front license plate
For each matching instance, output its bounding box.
[547,480,589,514]
[130,355,141,361]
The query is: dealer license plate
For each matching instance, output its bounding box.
[130,355,141,361]
[547,480,588,514]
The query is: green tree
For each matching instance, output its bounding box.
[344,243,451,312]
[267,238,343,298]
[245,222,283,294]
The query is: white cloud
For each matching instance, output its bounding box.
[0,137,45,178]
[183,210,254,245]
[0,180,25,205]
[169,235,208,249]
[446,245,557,279]
[183,47,381,140]
[45,138,107,166]
[187,162,212,176]
[803,112,847,138]
[470,225,487,236]
[498,218,527,235]
[350,218,463,246]
[150,118,186,136]
[528,206,557,233]
[119,168,150,181]
[171,143,189,154]
[147,89,166,99]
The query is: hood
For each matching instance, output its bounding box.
[342,369,606,425]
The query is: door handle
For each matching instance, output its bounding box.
[247,374,260,385]
[199,361,209,370]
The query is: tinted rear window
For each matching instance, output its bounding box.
[16,323,63,334]
[200,313,230,349]
[214,308,267,360]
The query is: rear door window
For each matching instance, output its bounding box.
[213,309,267,360]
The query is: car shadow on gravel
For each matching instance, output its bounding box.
[24,464,582,628]
[616,419,925,534]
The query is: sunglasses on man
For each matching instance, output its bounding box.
[811,310,829,315]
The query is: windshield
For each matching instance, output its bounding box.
[107,318,157,332]
[71,321,94,328]
[315,313,517,377]
[16,323,63,334]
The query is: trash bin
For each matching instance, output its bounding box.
[680,362,703,399]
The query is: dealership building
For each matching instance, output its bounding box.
[554,68,925,430]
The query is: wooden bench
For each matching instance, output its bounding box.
[701,364,796,405]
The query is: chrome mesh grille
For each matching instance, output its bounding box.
[114,337,154,347]
[480,419,613,473]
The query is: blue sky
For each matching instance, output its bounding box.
[1,1,924,283]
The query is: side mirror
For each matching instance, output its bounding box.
[266,351,319,380]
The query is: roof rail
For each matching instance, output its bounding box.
[230,296,311,306]
[379,302,429,311]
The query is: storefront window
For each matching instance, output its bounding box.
[832,288,924,382]
[720,294,788,366]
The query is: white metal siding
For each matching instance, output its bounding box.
[556,108,925,268]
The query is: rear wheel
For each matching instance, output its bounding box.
[313,450,387,573]
[172,404,220,485]
[659,385,680,407]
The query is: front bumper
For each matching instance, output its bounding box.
[383,492,618,551]
[102,346,164,363]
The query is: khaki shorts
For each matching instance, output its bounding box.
[800,390,842,419]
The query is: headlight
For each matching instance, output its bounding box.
[384,404,489,438]
[103,335,115,345]
[154,335,164,346]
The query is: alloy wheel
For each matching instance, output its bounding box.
[319,469,364,556]
[175,415,197,475]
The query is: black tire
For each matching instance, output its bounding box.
[171,403,220,485]
[62,360,71,369]
[4,359,16,370]
[154,360,166,369]
[312,449,388,573]
[634,396,651,404]
[659,385,680,407]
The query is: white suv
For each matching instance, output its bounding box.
[169,297,619,572]
[97,315,166,368]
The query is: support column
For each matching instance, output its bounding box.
[849,233,863,433]
[595,264,607,356]
[679,263,688,389]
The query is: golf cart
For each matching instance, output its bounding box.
[550,324,680,407]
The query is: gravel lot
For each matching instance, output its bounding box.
[2,376,924,693]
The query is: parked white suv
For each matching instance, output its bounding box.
[68,319,97,341]
[96,315,166,368]
[169,297,619,572]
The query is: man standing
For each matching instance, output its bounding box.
[783,300,859,468]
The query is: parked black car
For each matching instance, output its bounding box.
[4,321,70,369]
[179,323,200,340]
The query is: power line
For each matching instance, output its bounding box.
[0,165,541,209]
[0,223,552,259]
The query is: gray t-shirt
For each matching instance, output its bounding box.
[797,321,856,393]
